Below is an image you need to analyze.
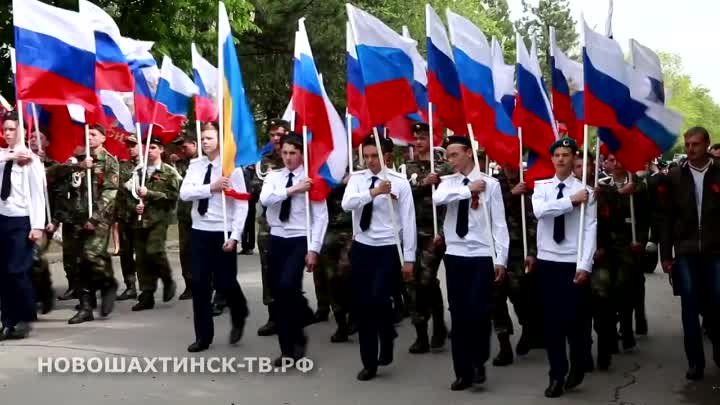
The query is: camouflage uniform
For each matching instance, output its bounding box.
[404,156,452,339]
[250,151,284,308]
[173,158,193,286]
[130,163,180,296]
[492,172,542,344]
[596,174,649,350]
[46,160,79,290]
[59,148,119,295]
[115,157,140,290]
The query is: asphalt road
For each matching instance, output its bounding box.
[0,249,718,405]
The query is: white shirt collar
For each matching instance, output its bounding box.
[553,174,577,188]
[282,165,304,177]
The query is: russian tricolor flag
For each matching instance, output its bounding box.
[292,20,348,201]
[630,39,665,104]
[550,26,585,145]
[446,9,518,167]
[191,43,219,122]
[346,22,371,146]
[98,90,135,134]
[13,0,98,111]
[346,4,418,126]
[426,4,466,136]
[583,21,682,172]
[514,34,558,156]
[124,38,160,127]
[152,56,199,141]
[78,0,133,93]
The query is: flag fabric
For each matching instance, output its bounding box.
[292,21,348,201]
[13,0,97,111]
[124,39,159,126]
[426,4,466,136]
[550,26,585,144]
[446,9,519,167]
[78,0,133,92]
[514,34,558,157]
[191,43,219,122]
[345,22,371,146]
[583,21,682,171]
[346,4,418,126]
[152,56,198,141]
[98,90,135,134]
[630,39,665,103]
[219,1,259,175]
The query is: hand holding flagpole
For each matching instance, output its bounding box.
[466,123,496,267]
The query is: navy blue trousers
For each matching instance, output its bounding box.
[537,259,592,381]
[444,255,494,380]
[190,229,248,344]
[268,235,312,357]
[675,255,720,369]
[350,242,399,371]
[0,215,36,328]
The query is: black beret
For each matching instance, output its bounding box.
[268,119,290,131]
[149,136,164,146]
[411,122,429,134]
[549,137,578,155]
[446,135,472,148]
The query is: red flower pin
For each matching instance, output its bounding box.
[712,183,720,193]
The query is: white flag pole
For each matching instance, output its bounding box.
[195,119,203,158]
[30,104,52,222]
[84,123,93,218]
[428,102,438,238]
[467,123,497,267]
[577,124,590,265]
[218,2,229,242]
[302,124,312,248]
[346,111,356,226]
[518,126,528,261]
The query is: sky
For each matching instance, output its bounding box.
[507,0,720,102]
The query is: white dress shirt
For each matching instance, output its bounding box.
[259,166,328,254]
[179,155,248,241]
[341,169,417,262]
[432,166,509,264]
[0,149,47,230]
[689,162,709,224]
[532,175,597,272]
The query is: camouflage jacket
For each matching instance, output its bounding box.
[173,158,193,224]
[44,159,69,226]
[322,183,353,249]
[496,171,538,258]
[251,151,284,227]
[405,156,452,230]
[53,148,119,226]
[596,173,650,251]
[115,158,141,224]
[133,162,181,228]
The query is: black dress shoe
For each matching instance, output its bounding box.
[162,280,176,302]
[39,291,55,315]
[131,293,155,311]
[492,348,514,367]
[178,288,192,300]
[685,366,704,381]
[187,341,210,353]
[257,320,276,336]
[450,377,473,391]
[356,368,377,381]
[430,322,448,349]
[5,322,31,340]
[565,371,585,390]
[312,309,330,324]
[544,379,564,398]
[516,331,532,356]
[473,365,487,384]
[58,288,77,301]
[378,340,394,366]
[116,286,137,301]
[229,319,246,345]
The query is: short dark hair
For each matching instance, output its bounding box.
[575,150,596,164]
[280,132,303,150]
[362,135,393,155]
[1,110,27,130]
[710,143,720,151]
[684,126,710,143]
[88,123,106,136]
[268,119,290,133]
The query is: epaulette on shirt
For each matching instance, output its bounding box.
[386,169,407,179]
[533,178,554,187]
[350,169,369,177]
[440,172,462,181]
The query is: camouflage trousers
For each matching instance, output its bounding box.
[316,233,353,316]
[405,230,445,326]
[178,220,192,283]
[63,222,115,292]
[492,255,543,341]
[61,224,80,288]
[590,263,618,356]
[134,222,172,293]
[31,239,53,304]
[118,220,137,288]
[609,248,645,338]
[257,222,273,306]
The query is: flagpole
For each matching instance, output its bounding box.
[217,3,228,242]
[30,103,52,223]
[84,123,93,218]
[137,122,153,222]
[428,102,438,238]
[467,123,496,267]
[16,101,36,228]
[346,111,356,226]
[577,124,590,266]
[372,127,404,265]
[135,123,144,167]
[302,124,312,248]
[628,171,637,244]
[518,126,528,262]
[195,119,203,158]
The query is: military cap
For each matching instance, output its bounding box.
[446,135,472,148]
[411,122,430,134]
[549,137,578,155]
[149,136,164,146]
[125,135,138,144]
[268,118,290,132]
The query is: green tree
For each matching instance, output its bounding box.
[514,0,578,81]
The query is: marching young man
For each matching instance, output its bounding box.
[259,132,328,365]
[342,135,416,381]
[532,138,596,398]
[179,123,250,353]
[432,136,509,391]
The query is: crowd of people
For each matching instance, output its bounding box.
[0,110,718,398]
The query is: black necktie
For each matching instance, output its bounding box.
[456,178,470,238]
[1,160,13,201]
[197,163,213,216]
[553,183,566,243]
[279,172,294,222]
[359,176,378,231]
